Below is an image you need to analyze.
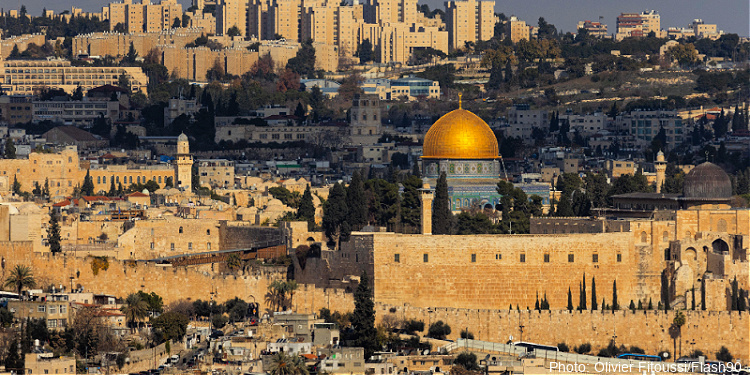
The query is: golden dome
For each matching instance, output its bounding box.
[422,108,499,159]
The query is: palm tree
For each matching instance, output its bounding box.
[265,280,285,312]
[3,265,36,299]
[121,293,149,333]
[285,280,299,311]
[268,352,309,375]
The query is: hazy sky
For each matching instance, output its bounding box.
[6,0,749,37]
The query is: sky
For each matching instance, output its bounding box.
[6,0,750,37]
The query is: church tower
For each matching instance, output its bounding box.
[655,150,666,193]
[174,133,193,191]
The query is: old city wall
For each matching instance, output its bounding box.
[288,286,749,361]
[366,232,660,310]
[377,305,750,362]
[0,241,286,304]
[116,217,222,260]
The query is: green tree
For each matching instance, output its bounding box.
[352,272,377,358]
[612,280,619,311]
[226,25,241,37]
[297,186,316,230]
[454,352,479,371]
[432,172,453,234]
[43,178,49,198]
[125,42,138,64]
[567,287,573,311]
[108,178,117,196]
[81,170,95,196]
[591,277,598,311]
[4,339,23,373]
[268,351,309,375]
[3,265,36,298]
[5,138,16,159]
[48,211,62,254]
[356,39,374,63]
[716,346,733,362]
[322,183,350,249]
[152,311,189,342]
[346,171,367,231]
[121,293,149,333]
[286,39,316,78]
[427,320,451,340]
[400,175,423,233]
[12,175,21,195]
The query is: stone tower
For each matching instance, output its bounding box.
[174,133,193,191]
[655,150,666,193]
[420,183,434,235]
[350,95,381,139]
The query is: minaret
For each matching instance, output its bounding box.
[420,183,434,235]
[174,133,193,191]
[655,150,666,193]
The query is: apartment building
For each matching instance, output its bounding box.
[0,60,148,96]
[198,159,236,188]
[444,0,495,51]
[616,10,661,40]
[8,294,71,330]
[505,16,529,44]
[102,0,183,33]
[506,104,548,143]
[364,0,417,25]
[217,0,249,37]
[0,33,47,59]
[32,99,120,127]
[558,112,607,136]
[615,109,685,147]
[667,19,722,40]
[576,20,608,39]
[0,95,33,125]
[361,76,440,101]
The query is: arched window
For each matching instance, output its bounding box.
[179,226,183,234]
[640,231,648,243]
[662,231,669,242]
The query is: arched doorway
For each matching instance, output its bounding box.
[712,239,729,254]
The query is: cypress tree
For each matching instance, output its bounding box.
[648,298,653,310]
[43,178,49,198]
[731,277,739,311]
[48,211,62,254]
[81,169,95,196]
[535,293,540,311]
[5,138,16,159]
[581,274,587,310]
[629,300,636,312]
[323,183,350,249]
[567,287,573,311]
[298,185,316,230]
[346,171,367,231]
[739,289,747,311]
[352,272,377,358]
[4,339,22,373]
[612,280,619,311]
[637,299,643,310]
[411,162,421,178]
[591,277,598,310]
[432,172,453,235]
[108,178,117,196]
[400,175,422,232]
[541,292,549,310]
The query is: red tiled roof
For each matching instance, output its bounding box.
[127,192,149,197]
[52,200,71,207]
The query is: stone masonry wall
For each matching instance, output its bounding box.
[0,241,286,304]
[368,232,659,310]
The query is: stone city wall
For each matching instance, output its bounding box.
[0,241,285,304]
[367,232,662,311]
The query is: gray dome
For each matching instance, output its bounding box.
[178,133,188,142]
[683,162,732,199]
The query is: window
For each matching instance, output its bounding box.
[179,226,183,234]
[568,254,574,262]
[592,254,598,263]
[59,305,66,314]
[38,305,46,312]
[207,229,211,235]
[150,242,154,249]
[617,253,622,262]
[49,306,57,314]
[544,254,550,263]
[394,254,400,262]
[471,254,476,262]
[520,254,526,263]
[188,242,193,250]
[423,254,428,262]
[495,254,501,260]
[207,243,211,250]
[170,243,175,250]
